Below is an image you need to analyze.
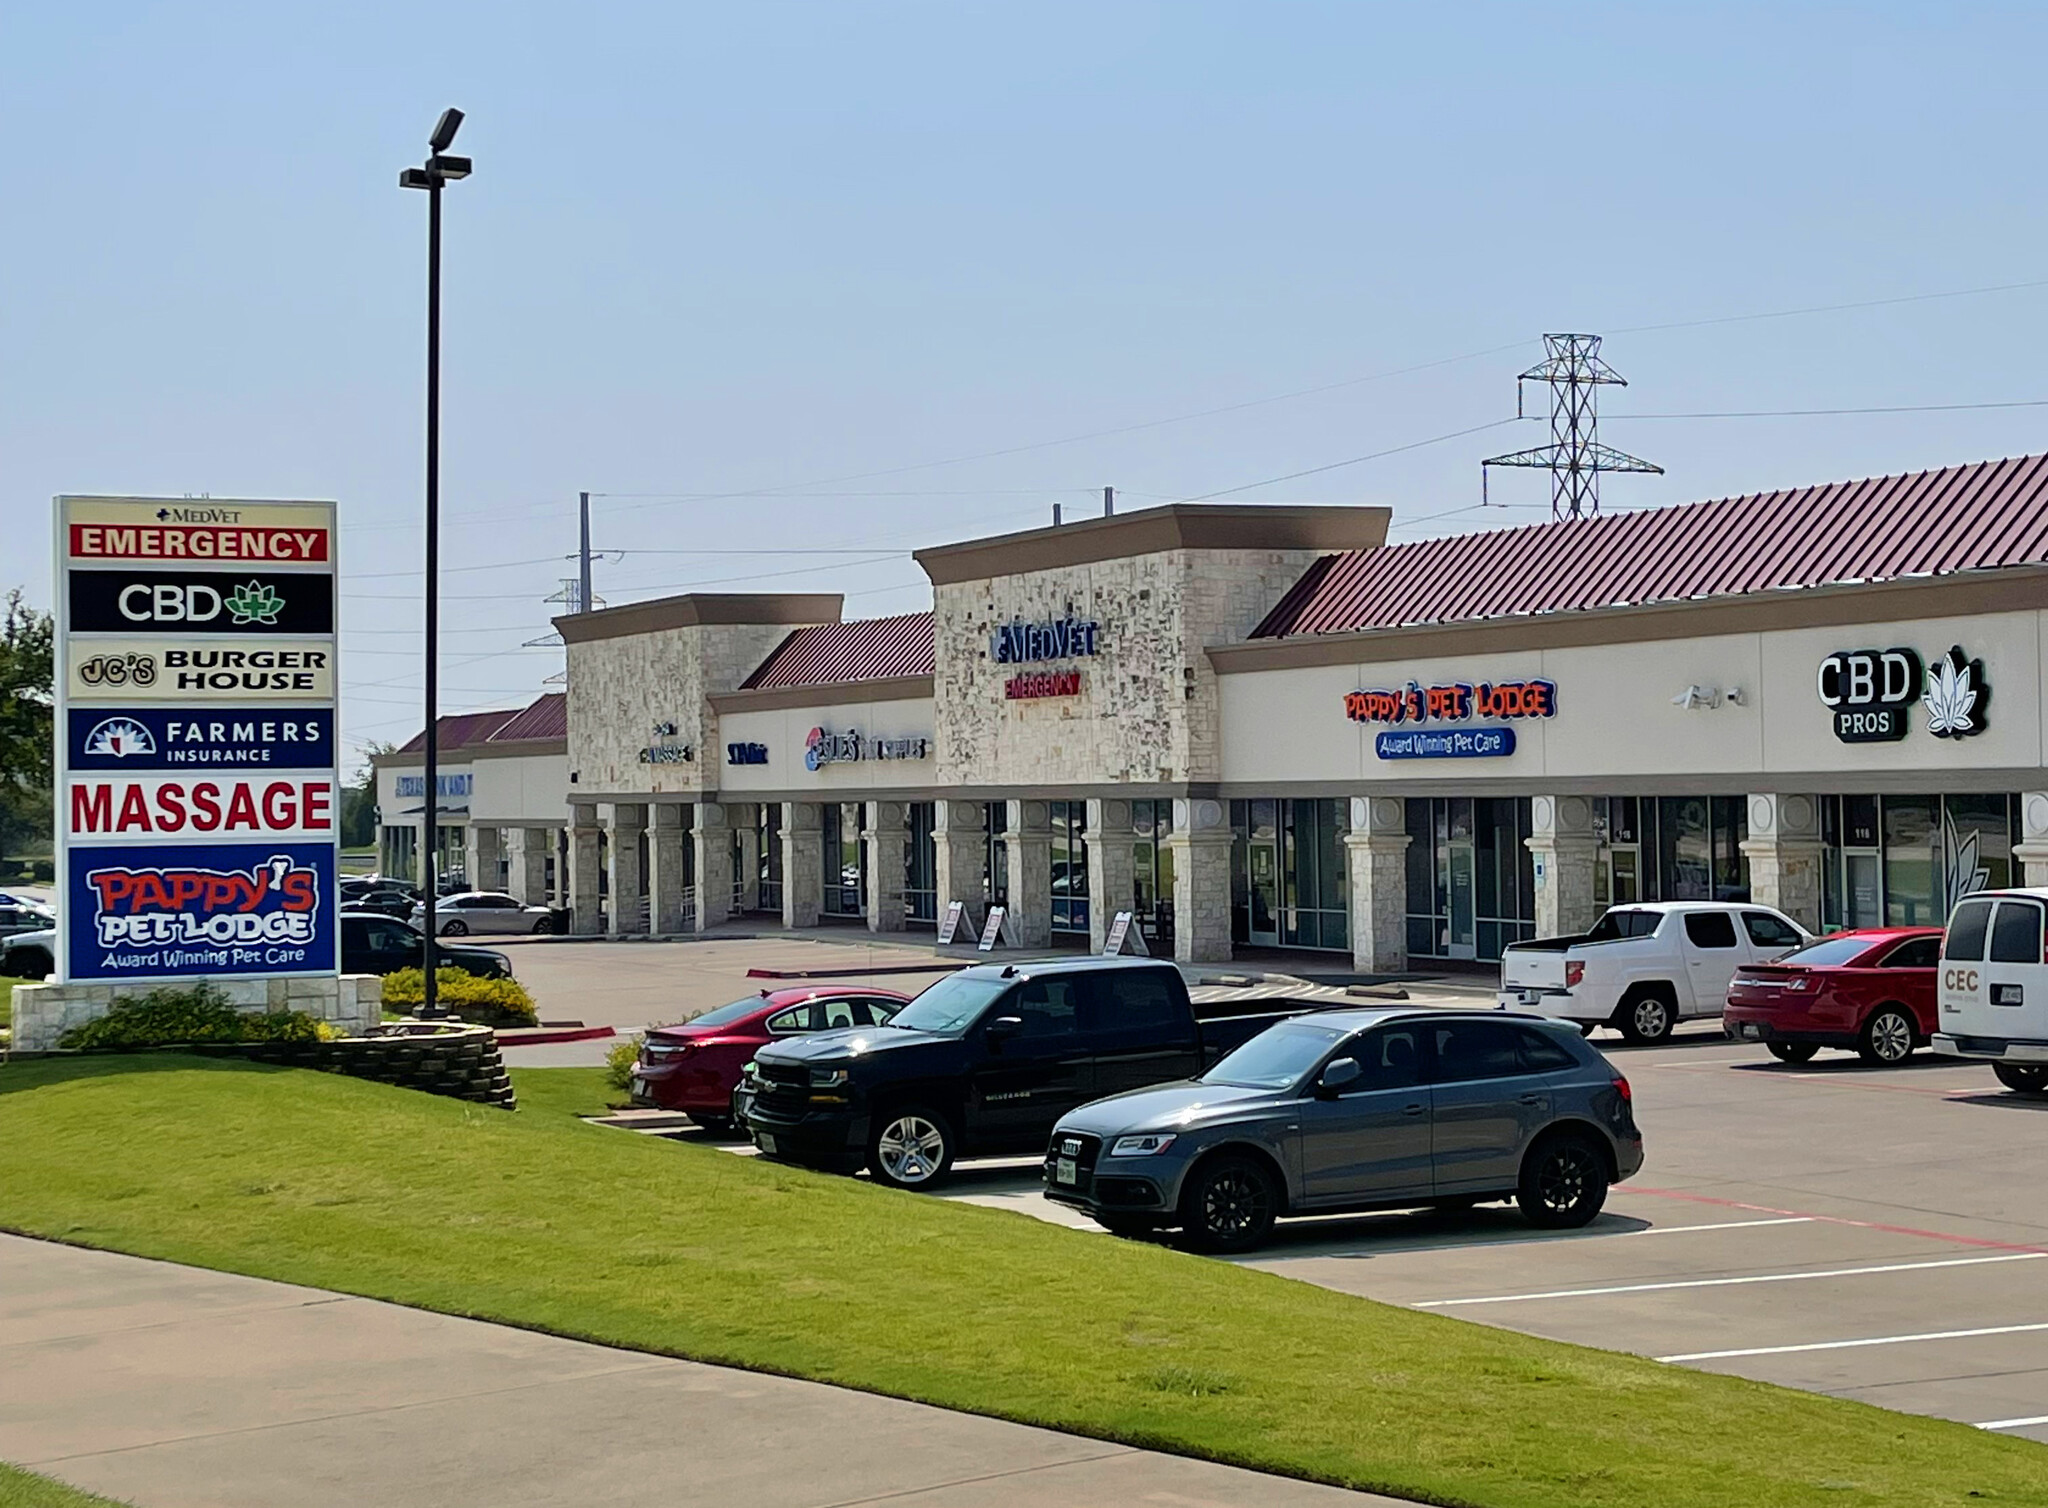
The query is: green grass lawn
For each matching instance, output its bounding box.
[0,1464,127,1508]
[0,1056,2042,1508]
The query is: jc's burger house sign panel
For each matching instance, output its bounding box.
[55,497,340,982]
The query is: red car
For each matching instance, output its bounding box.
[629,986,909,1133]
[1723,926,1942,1066]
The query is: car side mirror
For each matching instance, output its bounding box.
[985,1015,1024,1048]
[1315,1058,1362,1098]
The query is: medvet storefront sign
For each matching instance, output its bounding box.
[55,495,340,982]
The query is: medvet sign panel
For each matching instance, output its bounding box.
[55,495,340,983]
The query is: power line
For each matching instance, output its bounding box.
[1613,398,2048,420]
[1183,417,1522,501]
[1608,276,2048,337]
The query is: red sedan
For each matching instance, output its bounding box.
[1723,927,1942,1066]
[629,986,909,1133]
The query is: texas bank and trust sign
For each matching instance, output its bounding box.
[54,495,340,982]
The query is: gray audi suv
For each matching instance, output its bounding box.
[1044,1008,1643,1252]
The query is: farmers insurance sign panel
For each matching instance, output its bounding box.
[55,495,340,982]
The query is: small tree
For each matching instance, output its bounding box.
[0,589,54,867]
[341,740,394,850]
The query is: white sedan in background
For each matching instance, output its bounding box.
[409,892,559,937]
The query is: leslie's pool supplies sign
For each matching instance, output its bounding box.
[55,496,340,982]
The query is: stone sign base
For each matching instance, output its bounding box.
[8,975,383,1054]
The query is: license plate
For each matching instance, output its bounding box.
[631,1077,649,1097]
[756,1132,776,1154]
[1055,1158,1077,1185]
[1740,1024,1761,1040]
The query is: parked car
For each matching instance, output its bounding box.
[408,891,559,936]
[632,987,911,1134]
[1933,888,2048,1096]
[0,927,54,980]
[339,910,511,978]
[1499,901,1810,1043]
[1723,927,1941,1065]
[0,900,55,942]
[740,958,1317,1189]
[1044,1008,1642,1251]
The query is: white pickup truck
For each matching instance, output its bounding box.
[1498,901,1810,1043]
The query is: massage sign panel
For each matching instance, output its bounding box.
[1345,676,1557,759]
[55,497,340,981]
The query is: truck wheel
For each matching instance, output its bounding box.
[867,1106,955,1190]
[1617,990,1675,1045]
[1767,1041,1819,1064]
[1993,1063,2048,1096]
[1857,1007,1916,1066]
[1178,1154,1278,1254]
[1517,1131,1609,1229]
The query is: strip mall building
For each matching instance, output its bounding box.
[377,453,2048,969]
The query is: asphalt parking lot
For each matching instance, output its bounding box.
[679,1021,2048,1442]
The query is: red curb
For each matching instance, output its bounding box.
[496,1025,618,1046]
[744,962,968,980]
[1627,1185,2048,1255]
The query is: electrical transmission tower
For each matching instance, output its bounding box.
[1482,333,1661,519]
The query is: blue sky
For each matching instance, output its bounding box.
[7,2,2048,762]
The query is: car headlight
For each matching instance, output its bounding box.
[1108,1133,1176,1158]
[809,1066,849,1089]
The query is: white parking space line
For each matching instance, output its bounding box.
[1660,1321,2048,1362]
[1635,1217,1813,1236]
[1412,1251,2046,1308]
[1978,1415,2048,1431]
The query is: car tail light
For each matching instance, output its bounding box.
[1784,974,1813,992]
[1611,1074,1632,1102]
[1565,961,1585,987]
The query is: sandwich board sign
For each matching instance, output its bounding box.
[1102,910,1150,957]
[936,900,971,945]
[55,497,341,983]
[977,905,1019,952]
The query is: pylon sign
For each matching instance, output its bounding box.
[55,497,341,982]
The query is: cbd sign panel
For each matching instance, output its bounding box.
[54,496,340,982]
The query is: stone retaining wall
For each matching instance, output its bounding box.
[8,975,383,1054]
[213,1021,517,1110]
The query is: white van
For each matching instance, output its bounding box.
[1931,887,2048,1095]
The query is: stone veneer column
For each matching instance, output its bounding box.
[2016,793,2048,886]
[1344,796,1411,974]
[606,802,648,937]
[1005,800,1054,948]
[864,801,909,933]
[568,802,603,936]
[1740,793,1826,932]
[1165,798,1234,964]
[693,802,734,932]
[933,799,986,929]
[1086,799,1135,953]
[1527,795,1601,938]
[646,803,688,935]
[732,804,761,912]
[463,824,502,894]
[505,827,550,905]
[781,801,823,928]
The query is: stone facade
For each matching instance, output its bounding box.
[11,974,383,1055]
[1740,793,1826,932]
[1345,796,1410,973]
[932,546,1324,790]
[1528,794,1603,938]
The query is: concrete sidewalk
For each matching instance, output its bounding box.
[0,1235,1400,1508]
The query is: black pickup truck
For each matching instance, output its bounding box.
[738,957,1312,1189]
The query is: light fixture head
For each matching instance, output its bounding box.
[429,107,465,153]
[427,154,472,181]
[398,167,433,190]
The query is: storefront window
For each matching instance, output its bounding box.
[1050,801,1089,935]
[904,802,937,924]
[822,802,865,918]
[983,801,1008,908]
[1404,797,1534,962]
[1882,797,1939,926]
[1227,799,1347,950]
[1131,800,1175,949]
[756,804,783,913]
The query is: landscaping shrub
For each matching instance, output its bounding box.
[59,983,330,1051]
[381,967,538,1028]
[605,1033,643,1091]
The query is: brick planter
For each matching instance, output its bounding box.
[199,1021,516,1109]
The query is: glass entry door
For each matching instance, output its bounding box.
[1247,800,1280,944]
[1447,841,1477,958]
[1844,852,1882,927]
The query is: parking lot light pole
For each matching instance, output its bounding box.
[400,108,471,1020]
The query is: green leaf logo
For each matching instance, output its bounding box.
[225,580,285,626]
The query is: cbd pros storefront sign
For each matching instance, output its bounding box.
[54,496,340,982]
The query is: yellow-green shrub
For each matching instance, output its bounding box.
[380,967,538,1028]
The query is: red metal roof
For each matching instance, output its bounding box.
[395,708,521,755]
[741,613,935,690]
[486,692,567,743]
[1254,453,2048,638]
